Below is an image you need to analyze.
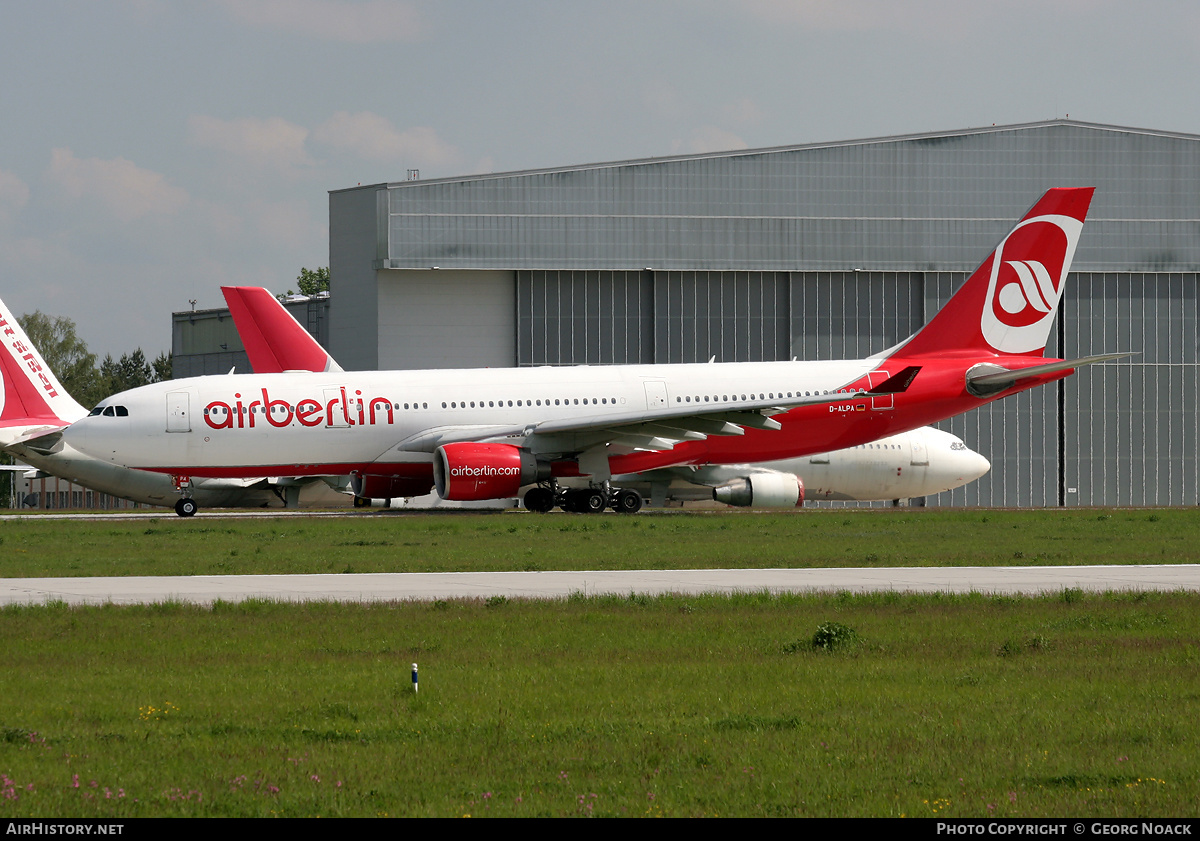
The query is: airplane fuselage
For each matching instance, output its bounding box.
[64,355,1055,492]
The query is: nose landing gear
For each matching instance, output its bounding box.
[172,475,197,517]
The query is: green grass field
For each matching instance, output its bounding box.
[2,591,1198,817]
[2,507,1196,578]
[2,509,1198,817]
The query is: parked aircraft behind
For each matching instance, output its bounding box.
[223,286,990,510]
[616,426,989,507]
[47,189,1117,517]
[0,295,338,510]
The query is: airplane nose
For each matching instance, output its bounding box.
[63,419,102,462]
[923,445,990,492]
[962,450,991,482]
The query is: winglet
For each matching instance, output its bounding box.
[221,287,343,374]
[866,365,920,394]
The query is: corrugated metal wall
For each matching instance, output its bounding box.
[333,121,1200,506]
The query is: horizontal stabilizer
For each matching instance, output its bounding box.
[966,353,1131,396]
[0,425,68,452]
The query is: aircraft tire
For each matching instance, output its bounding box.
[614,489,643,514]
[524,487,555,513]
[581,490,606,513]
[175,498,197,518]
[353,496,371,508]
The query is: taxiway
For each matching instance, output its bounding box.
[1,564,1197,607]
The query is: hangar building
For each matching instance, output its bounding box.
[185,119,1200,508]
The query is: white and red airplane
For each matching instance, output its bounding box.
[0,294,983,513]
[221,286,991,509]
[19,188,1117,516]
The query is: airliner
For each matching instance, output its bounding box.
[222,287,990,510]
[19,188,1117,516]
[0,294,984,513]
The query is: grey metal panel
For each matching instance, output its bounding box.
[1060,271,1200,505]
[517,270,655,366]
[330,187,384,371]
[377,269,515,370]
[371,122,1200,273]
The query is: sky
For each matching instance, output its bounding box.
[1,0,1198,358]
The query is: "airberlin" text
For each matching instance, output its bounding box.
[204,387,395,430]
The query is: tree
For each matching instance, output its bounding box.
[152,351,172,383]
[17,311,103,408]
[99,349,155,396]
[14,311,171,408]
[284,266,330,298]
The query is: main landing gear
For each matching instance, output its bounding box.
[172,475,197,517]
[523,483,643,514]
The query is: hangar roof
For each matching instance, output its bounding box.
[335,120,1200,273]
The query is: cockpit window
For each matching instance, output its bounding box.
[115,406,128,417]
[103,406,116,417]
[88,406,104,416]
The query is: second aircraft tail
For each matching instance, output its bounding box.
[222,287,343,374]
[0,296,88,435]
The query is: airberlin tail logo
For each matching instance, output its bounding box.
[981,214,1083,354]
[998,260,1056,321]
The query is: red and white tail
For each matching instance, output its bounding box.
[0,296,87,433]
[221,287,343,374]
[895,187,1095,359]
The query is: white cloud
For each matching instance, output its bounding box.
[46,149,188,222]
[642,79,688,121]
[0,169,30,224]
[220,0,425,43]
[736,0,977,36]
[187,115,315,171]
[248,199,328,255]
[313,111,459,167]
[674,126,750,155]
[722,97,764,127]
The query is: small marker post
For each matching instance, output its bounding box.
[412,663,418,694]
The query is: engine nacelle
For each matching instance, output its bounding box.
[349,472,433,500]
[712,473,804,508]
[433,443,547,501]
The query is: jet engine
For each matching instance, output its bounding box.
[712,472,804,508]
[433,442,548,501]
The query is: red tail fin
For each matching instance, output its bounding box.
[0,299,87,429]
[897,187,1094,359]
[221,287,342,374]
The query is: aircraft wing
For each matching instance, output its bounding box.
[394,366,921,455]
